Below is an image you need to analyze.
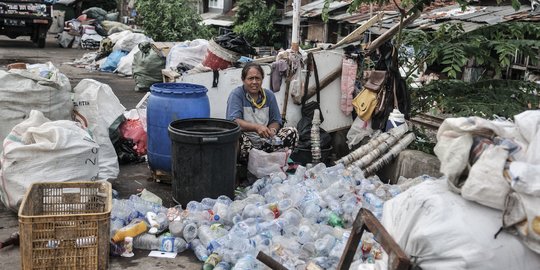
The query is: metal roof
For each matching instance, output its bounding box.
[284,0,350,18]
[361,4,540,34]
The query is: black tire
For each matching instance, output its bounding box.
[37,37,46,48]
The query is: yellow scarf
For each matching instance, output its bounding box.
[248,88,266,109]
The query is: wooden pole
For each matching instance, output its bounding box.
[331,12,384,49]
[365,11,420,54]
[291,0,301,52]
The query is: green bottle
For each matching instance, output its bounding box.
[203,253,221,270]
[328,212,344,228]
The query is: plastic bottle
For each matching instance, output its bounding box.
[213,261,231,270]
[191,239,209,261]
[182,222,198,243]
[201,197,217,210]
[159,234,188,253]
[133,233,160,250]
[203,253,221,270]
[112,219,148,243]
[168,220,184,236]
[233,254,259,270]
[146,212,169,234]
[198,224,228,248]
[315,234,336,256]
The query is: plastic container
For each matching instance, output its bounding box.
[18,182,112,270]
[168,118,240,206]
[147,83,210,173]
[111,219,148,242]
[201,39,240,70]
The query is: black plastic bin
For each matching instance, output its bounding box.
[168,118,240,206]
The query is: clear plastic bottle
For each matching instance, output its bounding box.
[168,220,185,237]
[315,234,336,256]
[198,224,228,248]
[191,239,209,261]
[233,254,259,270]
[158,234,188,253]
[146,212,169,234]
[213,261,231,270]
[182,222,198,243]
[201,197,217,210]
[133,233,159,250]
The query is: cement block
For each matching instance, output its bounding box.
[378,149,442,184]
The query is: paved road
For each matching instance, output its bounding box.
[0,34,202,269]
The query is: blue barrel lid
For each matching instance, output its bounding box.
[150,82,208,95]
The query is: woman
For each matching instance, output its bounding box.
[226,62,298,163]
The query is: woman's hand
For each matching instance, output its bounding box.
[256,125,272,138]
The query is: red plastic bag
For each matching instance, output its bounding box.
[119,119,147,155]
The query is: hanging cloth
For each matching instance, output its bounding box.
[340,57,357,116]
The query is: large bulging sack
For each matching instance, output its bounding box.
[73,79,125,180]
[0,110,100,211]
[0,63,73,153]
[382,180,540,270]
[133,42,166,91]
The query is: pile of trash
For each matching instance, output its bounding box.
[109,163,432,269]
[0,63,147,210]
[58,7,128,49]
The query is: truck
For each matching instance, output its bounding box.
[0,0,53,48]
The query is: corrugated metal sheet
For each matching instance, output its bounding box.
[285,0,350,18]
[359,4,539,33]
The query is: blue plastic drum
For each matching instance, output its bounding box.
[147,83,210,173]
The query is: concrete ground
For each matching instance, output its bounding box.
[0,34,202,269]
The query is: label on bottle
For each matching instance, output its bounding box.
[160,237,175,252]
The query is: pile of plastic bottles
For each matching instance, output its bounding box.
[109,163,429,269]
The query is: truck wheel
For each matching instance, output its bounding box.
[37,37,46,48]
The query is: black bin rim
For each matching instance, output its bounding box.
[168,118,240,144]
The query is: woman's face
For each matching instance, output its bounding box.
[243,67,263,96]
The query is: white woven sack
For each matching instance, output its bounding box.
[461,144,511,210]
[73,79,125,180]
[0,110,100,211]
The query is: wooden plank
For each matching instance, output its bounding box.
[291,66,342,104]
[366,11,421,54]
[256,251,288,270]
[151,42,182,58]
[337,208,411,270]
[331,12,385,49]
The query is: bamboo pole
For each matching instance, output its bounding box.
[363,132,415,176]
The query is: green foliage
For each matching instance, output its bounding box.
[234,0,266,25]
[401,22,540,79]
[135,0,214,42]
[412,79,540,118]
[233,2,280,47]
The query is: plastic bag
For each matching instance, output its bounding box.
[166,39,208,71]
[113,32,152,52]
[115,46,139,76]
[133,42,166,91]
[119,118,147,156]
[247,148,290,178]
[100,50,129,72]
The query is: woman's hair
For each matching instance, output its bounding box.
[241,62,264,80]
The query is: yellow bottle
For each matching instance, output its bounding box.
[112,219,148,243]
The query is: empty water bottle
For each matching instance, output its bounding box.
[233,254,259,270]
[191,239,209,261]
[133,233,160,250]
[158,234,188,253]
[182,222,198,243]
[214,261,231,270]
[169,220,185,237]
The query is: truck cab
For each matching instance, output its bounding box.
[0,1,53,48]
